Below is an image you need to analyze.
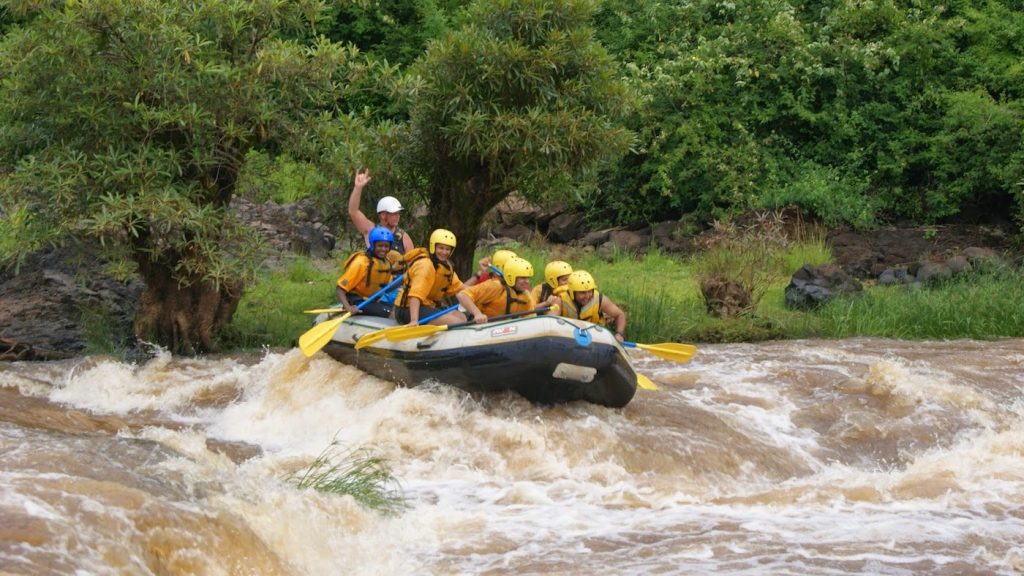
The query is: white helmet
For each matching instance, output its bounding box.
[376,196,403,213]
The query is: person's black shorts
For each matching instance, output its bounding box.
[349,298,392,318]
[394,305,444,324]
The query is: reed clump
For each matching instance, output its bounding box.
[286,443,407,516]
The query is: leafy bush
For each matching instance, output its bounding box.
[754,162,878,229]
[237,152,329,205]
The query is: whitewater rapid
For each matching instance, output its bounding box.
[2,339,1023,574]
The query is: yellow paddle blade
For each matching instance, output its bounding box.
[298,312,351,357]
[635,342,697,363]
[637,373,659,391]
[385,324,448,342]
[353,326,394,350]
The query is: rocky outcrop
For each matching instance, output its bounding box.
[784,264,863,309]
[0,244,143,355]
[232,197,336,259]
[1,198,339,357]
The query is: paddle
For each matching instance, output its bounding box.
[622,341,697,363]
[303,307,349,314]
[636,374,659,391]
[359,305,554,348]
[352,303,460,350]
[298,274,404,357]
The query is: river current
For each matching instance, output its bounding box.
[1,339,1023,575]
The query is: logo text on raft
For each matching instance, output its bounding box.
[490,326,518,337]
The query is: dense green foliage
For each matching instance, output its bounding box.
[589,0,1024,228]
[0,0,370,352]
[396,0,635,275]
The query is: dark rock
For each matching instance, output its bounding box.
[547,212,585,243]
[914,262,952,285]
[784,264,862,309]
[877,268,911,286]
[232,197,335,260]
[652,221,684,251]
[0,244,143,355]
[492,223,535,243]
[944,255,972,276]
[608,230,648,253]
[962,246,1003,268]
[580,229,612,247]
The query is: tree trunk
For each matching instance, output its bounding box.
[428,174,506,279]
[132,255,242,355]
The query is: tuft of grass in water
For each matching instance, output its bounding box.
[286,443,407,516]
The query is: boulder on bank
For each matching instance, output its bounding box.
[0,244,143,355]
[785,264,862,309]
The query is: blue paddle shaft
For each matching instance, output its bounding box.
[418,303,460,324]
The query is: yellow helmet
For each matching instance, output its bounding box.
[429,229,457,254]
[502,257,534,287]
[567,270,596,293]
[543,261,573,288]
[490,249,517,269]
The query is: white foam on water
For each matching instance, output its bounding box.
[4,340,1024,574]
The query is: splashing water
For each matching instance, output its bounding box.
[2,338,1023,575]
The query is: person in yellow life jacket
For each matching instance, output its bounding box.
[394,228,467,326]
[561,270,628,343]
[335,226,397,318]
[464,249,517,287]
[530,260,573,306]
[457,257,559,323]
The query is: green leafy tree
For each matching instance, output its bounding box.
[0,0,367,353]
[591,0,1024,229]
[400,0,634,275]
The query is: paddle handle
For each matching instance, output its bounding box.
[356,274,404,310]
[448,305,552,329]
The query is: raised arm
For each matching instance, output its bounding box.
[347,169,374,237]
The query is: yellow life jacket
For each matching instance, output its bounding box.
[473,279,535,317]
[397,248,457,308]
[339,251,394,299]
[560,290,604,324]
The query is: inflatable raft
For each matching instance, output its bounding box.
[315,313,638,407]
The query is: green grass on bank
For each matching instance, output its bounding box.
[222,257,338,349]
[229,243,1024,349]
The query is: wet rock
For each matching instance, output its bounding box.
[784,264,862,309]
